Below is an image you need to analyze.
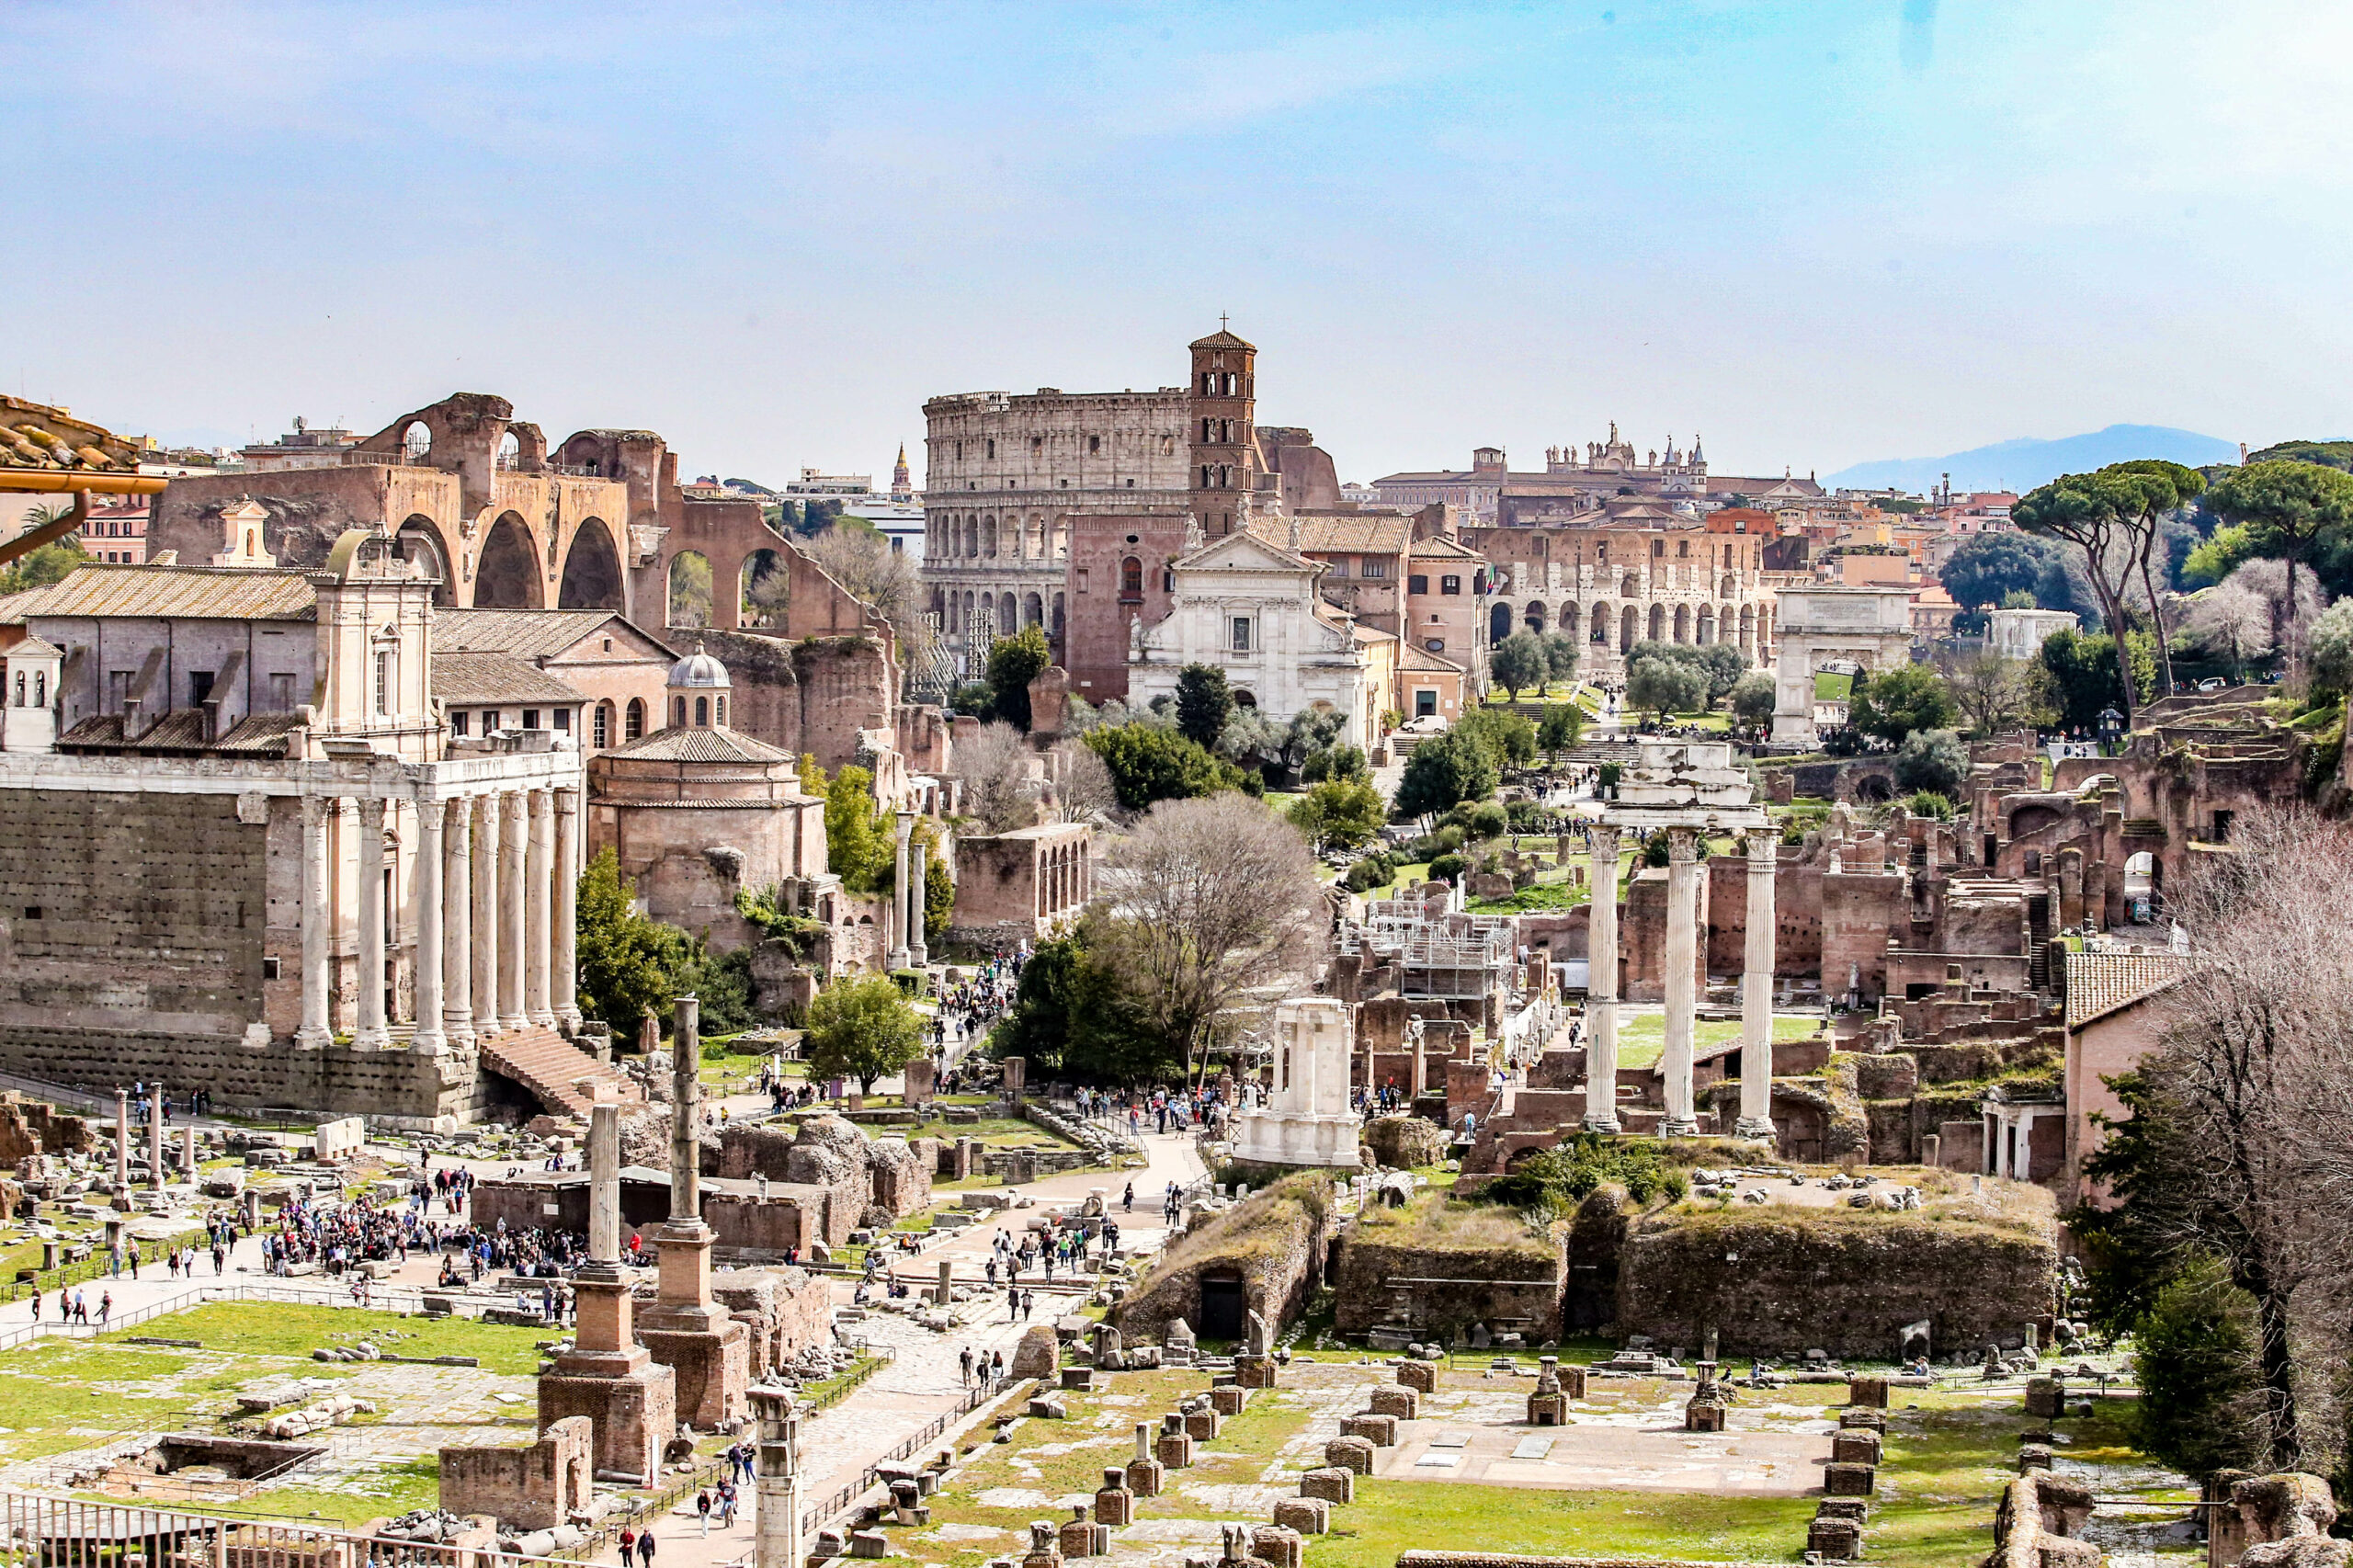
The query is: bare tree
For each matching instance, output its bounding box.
[2183,579,2275,684]
[1048,736,1118,824]
[798,523,929,652]
[1936,647,2038,737]
[1093,794,1327,1084]
[952,721,1039,834]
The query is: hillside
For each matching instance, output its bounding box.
[1824,424,2237,494]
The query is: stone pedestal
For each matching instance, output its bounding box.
[1824,1462,1877,1496]
[1208,1385,1248,1416]
[1848,1376,1890,1409]
[1154,1427,1194,1470]
[1233,1353,1278,1390]
[1396,1359,1438,1394]
[1057,1506,1108,1560]
[1272,1500,1329,1535]
[1323,1437,1374,1474]
[1832,1430,1883,1465]
[1181,1405,1219,1442]
[640,994,750,1428]
[1368,1386,1416,1420]
[1338,1414,1396,1447]
[1527,1356,1570,1425]
[1249,1526,1303,1568]
[1094,1470,1134,1527]
[1125,1424,1164,1495]
[1300,1468,1354,1504]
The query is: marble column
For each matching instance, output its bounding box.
[527,790,556,1027]
[907,839,929,969]
[472,794,500,1038]
[149,1089,165,1191]
[554,788,583,1030]
[113,1090,128,1188]
[354,798,391,1049]
[889,812,913,970]
[588,1099,622,1262]
[442,797,474,1049]
[412,799,446,1055]
[297,795,333,1047]
[1583,824,1622,1132]
[1661,826,1700,1137]
[181,1124,198,1179]
[500,792,528,1029]
[750,1386,803,1568]
[1737,828,1779,1141]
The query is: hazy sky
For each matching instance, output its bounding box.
[10,2,2351,487]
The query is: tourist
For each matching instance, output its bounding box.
[618,1528,635,1563]
[697,1489,711,1536]
[636,1529,656,1567]
[1020,1288,1034,1321]
[97,1291,110,1325]
[28,1288,38,1324]
[959,1346,974,1385]
[1122,1181,1133,1213]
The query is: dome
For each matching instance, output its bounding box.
[667,642,731,690]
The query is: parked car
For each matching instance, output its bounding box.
[2197,676,2228,692]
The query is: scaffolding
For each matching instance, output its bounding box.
[1344,902,1518,1000]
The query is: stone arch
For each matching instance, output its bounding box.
[1696,604,1715,645]
[1022,592,1044,629]
[740,548,786,629]
[402,420,432,463]
[1586,600,1613,643]
[557,517,624,611]
[494,429,522,471]
[963,516,979,557]
[1739,604,1756,653]
[999,592,1017,635]
[1854,774,1894,804]
[473,512,542,608]
[1523,601,1547,635]
[983,516,999,558]
[1051,591,1066,643]
[1560,601,1581,643]
[1648,603,1667,642]
[624,698,646,742]
[1489,603,1513,646]
[395,515,455,608]
[1620,605,1640,651]
[1620,572,1640,598]
[667,550,714,629]
[1233,688,1257,708]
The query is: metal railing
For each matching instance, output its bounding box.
[797,1370,1017,1540]
[0,1491,586,1568]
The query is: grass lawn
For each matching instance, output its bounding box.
[111,1301,560,1376]
[1816,671,1854,700]
[1612,1012,1822,1071]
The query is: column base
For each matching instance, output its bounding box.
[293,1024,331,1050]
[354,1027,392,1051]
[1734,1117,1778,1142]
[909,944,928,969]
[1582,1112,1622,1135]
[502,1013,531,1032]
[556,1006,583,1034]
[444,1017,476,1051]
[529,1008,558,1028]
[411,1028,448,1057]
[889,948,911,971]
[1660,1116,1700,1137]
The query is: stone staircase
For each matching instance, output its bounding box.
[477,1026,643,1119]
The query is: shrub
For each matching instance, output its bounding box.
[985,625,1051,730]
[1465,801,1508,839]
[1903,789,1956,820]
[1480,1135,1689,1220]
[1427,852,1466,883]
[1893,727,1969,797]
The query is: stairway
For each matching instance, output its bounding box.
[477,1026,643,1119]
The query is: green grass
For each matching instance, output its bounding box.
[1816,671,1854,700]
[98,1301,559,1376]
[231,1457,443,1526]
[1611,1012,1822,1071]
[1467,881,1592,914]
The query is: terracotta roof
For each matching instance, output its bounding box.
[1188,328,1256,351]
[55,708,304,757]
[2066,950,2192,1029]
[431,651,589,707]
[6,633,62,659]
[1408,536,1481,562]
[434,608,671,662]
[0,395,142,477]
[21,563,316,621]
[1401,644,1466,674]
[608,725,797,766]
[1290,515,1409,555]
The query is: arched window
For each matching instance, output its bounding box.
[594,703,611,748]
[1120,556,1142,594]
[695,696,710,726]
[33,672,44,707]
[715,695,726,727]
[10,671,21,707]
[673,696,687,728]
[625,699,645,741]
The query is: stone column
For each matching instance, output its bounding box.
[412,798,446,1056]
[527,790,556,1027]
[443,797,474,1049]
[889,811,913,971]
[297,795,333,1047]
[181,1124,198,1178]
[1583,824,1621,1132]
[472,795,500,1038]
[554,788,583,1030]
[670,994,702,1224]
[750,1385,803,1568]
[1737,828,1779,1141]
[500,792,529,1029]
[113,1090,128,1189]
[354,798,391,1049]
[1661,826,1700,1136]
[149,1089,165,1191]
[588,1099,622,1262]
[907,838,929,969]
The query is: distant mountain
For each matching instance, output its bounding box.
[1823,425,2240,496]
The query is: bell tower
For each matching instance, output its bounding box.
[1188,322,1258,539]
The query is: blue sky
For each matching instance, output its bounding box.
[8,2,2350,487]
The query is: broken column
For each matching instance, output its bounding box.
[1583,824,1621,1133]
[890,812,914,971]
[1736,826,1779,1141]
[1124,1422,1163,1496]
[637,994,751,1429]
[182,1125,199,1181]
[537,1100,676,1483]
[749,1382,802,1568]
[1661,828,1700,1136]
[113,1089,128,1191]
[148,1087,165,1191]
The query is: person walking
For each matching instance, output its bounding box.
[959,1346,974,1386]
[618,1529,636,1565]
[636,1528,656,1568]
[696,1490,711,1537]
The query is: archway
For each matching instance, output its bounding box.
[1233,689,1257,708]
[1620,605,1639,651]
[1739,605,1756,653]
[1620,572,1640,598]
[473,512,542,608]
[1489,604,1513,646]
[1523,601,1547,635]
[1588,601,1613,644]
[999,592,1017,635]
[963,517,979,557]
[740,549,787,629]
[1673,604,1690,642]
[395,516,454,608]
[1559,602,1581,643]
[1854,774,1894,804]
[494,430,522,471]
[1696,605,1715,645]
[983,517,999,558]
[402,421,432,463]
[1022,592,1043,629]
[667,551,714,629]
[1648,604,1666,642]
[557,517,624,611]
[1051,591,1065,643]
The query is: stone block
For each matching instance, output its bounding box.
[2025,1377,2064,1420]
[1248,1526,1303,1568]
[1832,1431,1882,1465]
[1824,1462,1877,1496]
[1028,1397,1068,1420]
[1808,1517,1864,1560]
[1093,1475,1133,1528]
[2018,1445,2053,1472]
[1059,1512,1107,1559]
[1154,1432,1194,1469]
[1847,1375,1889,1409]
[1324,1437,1375,1475]
[1528,1392,1569,1426]
[1182,1407,1219,1442]
[1339,1415,1396,1447]
[1815,1500,1870,1522]
[1208,1385,1248,1417]
[1300,1467,1355,1504]
[1271,1499,1329,1535]
[1012,1324,1060,1381]
[848,1531,889,1559]
[1838,1409,1886,1432]
[1125,1457,1164,1497]
[1395,1359,1438,1394]
[1368,1386,1418,1421]
[1235,1354,1279,1390]
[1060,1368,1094,1392]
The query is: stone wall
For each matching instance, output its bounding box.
[438,1415,591,1531]
[1613,1188,2059,1358]
[1112,1173,1333,1343]
[1333,1200,1564,1342]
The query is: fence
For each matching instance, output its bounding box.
[0,1278,437,1352]
[0,1492,586,1568]
[797,1369,1016,1540]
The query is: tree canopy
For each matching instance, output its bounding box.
[1173,664,1233,746]
[573,849,689,1037]
[1626,654,1708,718]
[802,971,926,1093]
[1891,728,1967,798]
[1290,777,1385,853]
[1083,723,1242,811]
[1489,631,1549,699]
[1394,728,1499,816]
[1939,530,2061,611]
[2203,460,2353,676]
[1847,665,1959,744]
[984,626,1052,730]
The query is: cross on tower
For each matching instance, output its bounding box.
[1220,312,1229,330]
